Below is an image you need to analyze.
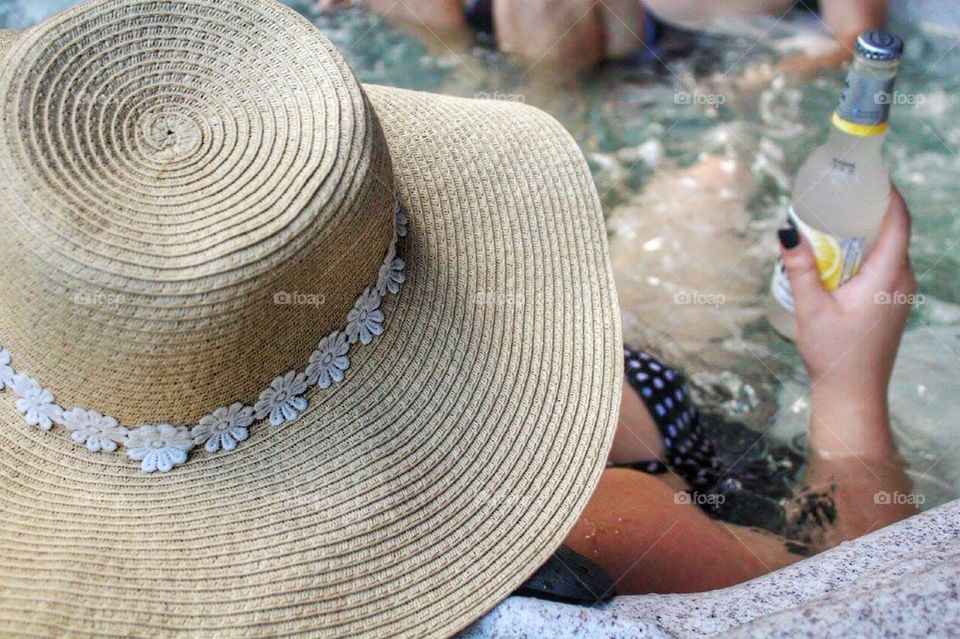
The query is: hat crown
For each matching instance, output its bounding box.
[0,0,396,424]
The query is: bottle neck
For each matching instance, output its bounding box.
[833,56,900,136]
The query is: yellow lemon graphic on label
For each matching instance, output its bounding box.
[776,207,866,311]
[808,229,844,291]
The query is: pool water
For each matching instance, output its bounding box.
[2,1,959,526]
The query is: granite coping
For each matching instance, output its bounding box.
[463,498,960,638]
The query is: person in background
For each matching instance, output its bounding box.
[318,0,889,72]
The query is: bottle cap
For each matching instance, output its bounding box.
[856,30,904,61]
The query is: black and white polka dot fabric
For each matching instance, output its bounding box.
[622,346,725,498]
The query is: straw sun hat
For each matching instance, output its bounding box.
[0,0,621,636]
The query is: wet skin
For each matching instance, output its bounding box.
[569,191,919,595]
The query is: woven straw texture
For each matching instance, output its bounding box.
[0,1,622,637]
[0,0,395,425]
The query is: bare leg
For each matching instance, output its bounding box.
[598,0,647,60]
[640,0,794,32]
[609,378,664,465]
[365,0,466,31]
[361,0,477,58]
[608,153,760,355]
[494,0,607,71]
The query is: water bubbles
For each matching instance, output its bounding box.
[642,237,664,252]
[618,139,665,169]
[690,371,760,418]
[759,79,805,137]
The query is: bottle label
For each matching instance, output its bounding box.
[772,207,865,312]
[836,75,896,128]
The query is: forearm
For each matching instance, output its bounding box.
[804,387,916,547]
[809,385,896,460]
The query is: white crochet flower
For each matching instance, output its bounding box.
[62,407,128,453]
[346,288,385,345]
[306,331,351,389]
[395,204,408,238]
[126,424,193,473]
[255,371,309,426]
[0,347,12,390]
[10,374,62,431]
[376,251,406,297]
[192,402,254,453]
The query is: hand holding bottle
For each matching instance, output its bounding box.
[780,188,915,459]
[767,30,905,340]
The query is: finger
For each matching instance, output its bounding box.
[859,187,912,285]
[779,227,831,318]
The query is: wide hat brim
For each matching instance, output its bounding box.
[0,25,621,639]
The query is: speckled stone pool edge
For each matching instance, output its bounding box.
[463,497,960,638]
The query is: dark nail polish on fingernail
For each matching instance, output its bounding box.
[778,227,800,250]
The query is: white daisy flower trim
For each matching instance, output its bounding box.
[11,374,62,431]
[376,246,406,297]
[62,408,128,453]
[306,331,351,389]
[255,371,310,427]
[126,424,193,473]
[346,288,385,346]
[0,200,408,473]
[192,403,254,453]
[0,348,12,390]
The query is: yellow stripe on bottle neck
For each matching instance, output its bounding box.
[832,112,889,137]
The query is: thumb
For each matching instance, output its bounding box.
[779,226,830,317]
